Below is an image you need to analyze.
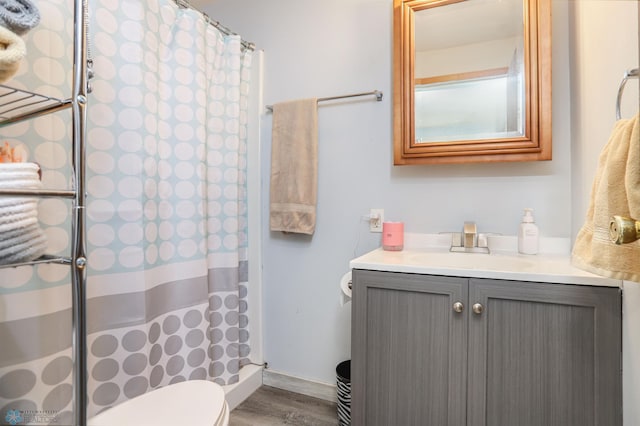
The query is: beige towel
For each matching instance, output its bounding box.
[572,113,640,282]
[269,98,318,235]
[0,25,24,83]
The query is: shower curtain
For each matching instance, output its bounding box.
[0,0,252,423]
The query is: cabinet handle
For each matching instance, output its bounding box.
[453,302,464,313]
[472,303,484,315]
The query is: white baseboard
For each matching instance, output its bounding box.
[223,364,263,410]
[263,369,337,403]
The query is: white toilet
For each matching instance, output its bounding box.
[88,380,229,426]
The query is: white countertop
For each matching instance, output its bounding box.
[349,234,622,287]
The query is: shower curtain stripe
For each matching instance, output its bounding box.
[0,0,253,422]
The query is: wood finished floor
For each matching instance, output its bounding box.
[229,386,339,426]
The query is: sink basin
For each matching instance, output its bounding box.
[407,251,537,271]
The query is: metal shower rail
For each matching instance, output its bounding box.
[173,0,255,51]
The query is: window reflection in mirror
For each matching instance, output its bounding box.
[415,67,524,143]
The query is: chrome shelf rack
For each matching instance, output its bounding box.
[0,0,90,424]
[0,85,71,127]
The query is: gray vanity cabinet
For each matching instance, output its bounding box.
[351,269,622,426]
[351,271,468,425]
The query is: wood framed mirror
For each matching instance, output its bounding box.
[393,0,552,165]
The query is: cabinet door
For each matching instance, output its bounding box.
[351,270,468,426]
[468,279,622,426]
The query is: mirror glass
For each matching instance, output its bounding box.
[393,0,552,165]
[414,0,524,143]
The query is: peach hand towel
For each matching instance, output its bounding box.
[269,98,318,235]
[572,113,640,282]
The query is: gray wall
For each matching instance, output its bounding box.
[195,0,633,388]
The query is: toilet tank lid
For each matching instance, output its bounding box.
[88,380,227,426]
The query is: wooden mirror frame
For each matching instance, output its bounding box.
[393,0,552,165]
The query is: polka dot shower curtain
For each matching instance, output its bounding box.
[0,0,252,422]
[85,0,253,417]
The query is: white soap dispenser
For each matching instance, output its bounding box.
[518,208,539,255]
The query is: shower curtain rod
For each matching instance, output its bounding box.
[265,90,384,111]
[173,0,256,51]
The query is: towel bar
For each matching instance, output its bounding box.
[615,68,639,120]
[265,90,383,111]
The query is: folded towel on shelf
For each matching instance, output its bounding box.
[0,0,39,35]
[0,217,37,243]
[0,193,37,206]
[269,98,318,235]
[0,176,40,188]
[0,196,37,209]
[0,162,47,264]
[0,25,24,83]
[0,227,47,263]
[572,113,640,282]
[0,221,41,250]
[0,162,41,185]
[0,201,38,227]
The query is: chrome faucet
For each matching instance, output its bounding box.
[450,221,490,253]
[463,221,477,248]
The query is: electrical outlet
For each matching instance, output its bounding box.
[370,209,384,232]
